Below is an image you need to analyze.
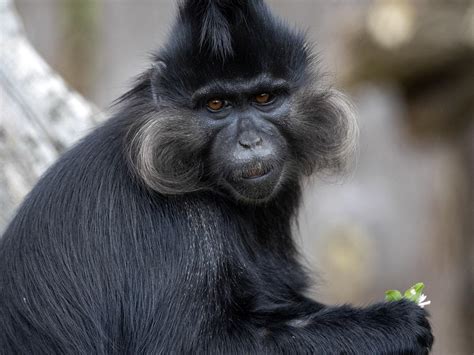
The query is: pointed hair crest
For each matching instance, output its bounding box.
[178,0,264,59]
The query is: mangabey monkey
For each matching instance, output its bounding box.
[0,0,433,353]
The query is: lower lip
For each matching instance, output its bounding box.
[241,169,272,180]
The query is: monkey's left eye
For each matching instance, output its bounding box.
[254,93,275,105]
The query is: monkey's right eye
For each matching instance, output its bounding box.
[207,99,226,112]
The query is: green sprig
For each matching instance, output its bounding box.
[385,282,430,307]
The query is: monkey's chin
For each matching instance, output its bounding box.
[223,167,283,203]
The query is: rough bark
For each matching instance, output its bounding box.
[0,0,103,230]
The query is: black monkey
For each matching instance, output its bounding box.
[0,1,433,353]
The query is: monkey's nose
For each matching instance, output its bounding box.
[238,134,262,149]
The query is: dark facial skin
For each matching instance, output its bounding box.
[193,76,291,202]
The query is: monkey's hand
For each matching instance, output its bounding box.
[367,299,434,354]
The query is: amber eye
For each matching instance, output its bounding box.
[255,93,273,104]
[207,98,225,111]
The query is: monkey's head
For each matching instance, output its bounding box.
[125,0,356,203]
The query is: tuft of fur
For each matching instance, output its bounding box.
[288,85,359,177]
[178,0,263,59]
[126,109,206,194]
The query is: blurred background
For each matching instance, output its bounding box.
[1,0,473,353]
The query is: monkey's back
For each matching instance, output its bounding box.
[0,120,222,353]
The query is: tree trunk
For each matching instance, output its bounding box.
[0,0,102,230]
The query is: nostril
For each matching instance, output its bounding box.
[239,136,263,149]
[238,140,250,148]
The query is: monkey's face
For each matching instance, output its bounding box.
[198,77,291,202]
[127,71,354,204]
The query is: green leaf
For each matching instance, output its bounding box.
[412,282,425,294]
[385,290,403,301]
[404,288,416,300]
[403,282,425,302]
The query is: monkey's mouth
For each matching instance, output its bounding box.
[222,161,283,202]
[240,162,272,179]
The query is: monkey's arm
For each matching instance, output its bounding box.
[259,299,432,354]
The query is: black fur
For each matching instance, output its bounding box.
[0,0,432,353]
